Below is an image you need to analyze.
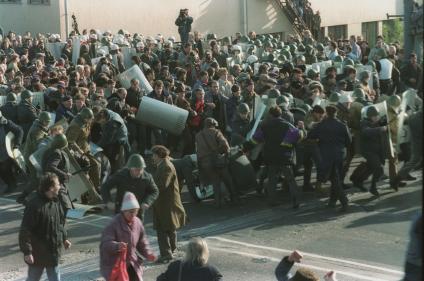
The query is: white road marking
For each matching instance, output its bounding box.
[208,236,404,275]
[209,246,395,281]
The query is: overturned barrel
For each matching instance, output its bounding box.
[135,96,189,135]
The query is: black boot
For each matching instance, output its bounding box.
[369,185,379,196]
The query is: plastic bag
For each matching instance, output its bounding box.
[109,247,129,281]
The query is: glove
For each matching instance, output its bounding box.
[242,140,255,153]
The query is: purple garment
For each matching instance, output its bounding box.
[283,127,300,145]
[100,213,153,281]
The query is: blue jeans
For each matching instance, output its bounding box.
[26,265,60,281]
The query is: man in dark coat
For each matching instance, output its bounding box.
[252,106,303,208]
[400,53,422,90]
[19,173,71,281]
[55,95,75,123]
[308,106,351,211]
[0,92,18,124]
[106,88,130,118]
[359,106,389,196]
[17,90,39,140]
[41,134,73,215]
[0,110,23,193]
[101,153,159,221]
[175,8,193,44]
[95,108,130,173]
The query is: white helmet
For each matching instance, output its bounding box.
[155,34,163,41]
[80,34,89,42]
[168,36,176,42]
[231,45,242,53]
[246,55,258,64]
[89,33,98,40]
[163,39,173,48]
[110,43,119,51]
[136,41,145,49]
[97,49,107,57]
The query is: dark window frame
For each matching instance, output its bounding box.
[0,0,22,4]
[28,0,50,5]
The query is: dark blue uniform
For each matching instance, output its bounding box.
[309,116,351,207]
[253,116,302,207]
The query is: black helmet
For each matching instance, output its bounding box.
[366,106,379,118]
[237,103,250,114]
[6,92,17,102]
[21,90,33,100]
[50,134,68,150]
[79,107,94,120]
[38,111,51,126]
[126,154,146,169]
[267,88,281,98]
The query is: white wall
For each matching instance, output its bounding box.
[309,0,403,27]
[0,1,61,36]
[60,0,293,39]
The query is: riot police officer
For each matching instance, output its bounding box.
[101,154,159,221]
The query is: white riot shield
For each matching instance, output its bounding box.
[46,42,66,59]
[89,141,103,155]
[312,96,329,109]
[312,60,332,77]
[0,96,6,107]
[396,89,419,150]
[112,54,118,68]
[121,47,137,69]
[355,65,374,89]
[72,37,81,65]
[253,62,260,75]
[15,92,45,110]
[118,65,153,93]
[246,100,266,141]
[135,97,188,135]
[91,56,102,68]
[5,132,27,173]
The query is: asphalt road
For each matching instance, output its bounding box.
[0,157,421,281]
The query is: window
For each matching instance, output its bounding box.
[362,21,378,45]
[28,0,49,4]
[0,0,22,3]
[328,25,348,41]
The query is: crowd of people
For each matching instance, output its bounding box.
[0,7,422,280]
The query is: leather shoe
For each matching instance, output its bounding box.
[404,174,416,181]
[352,181,367,192]
[369,187,380,196]
[156,255,173,264]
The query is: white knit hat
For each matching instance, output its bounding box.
[121,192,140,211]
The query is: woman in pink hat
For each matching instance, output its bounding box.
[100,191,156,281]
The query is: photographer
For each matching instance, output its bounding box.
[175,8,193,44]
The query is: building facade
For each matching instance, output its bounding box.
[0,0,295,40]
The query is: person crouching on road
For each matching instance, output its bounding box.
[19,172,71,281]
[275,250,338,281]
[100,191,156,281]
[156,237,223,281]
[151,145,187,264]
